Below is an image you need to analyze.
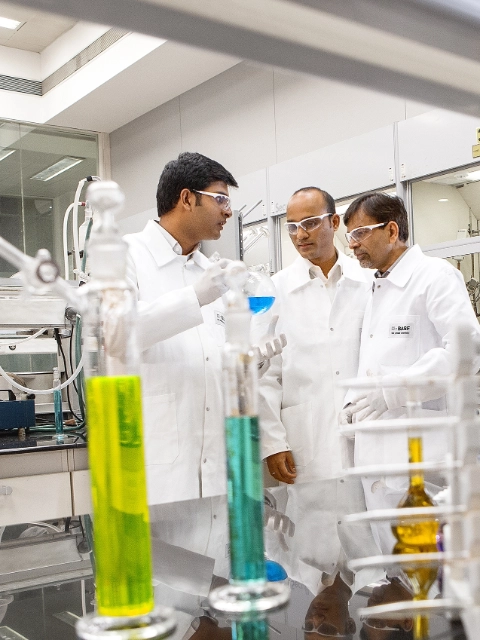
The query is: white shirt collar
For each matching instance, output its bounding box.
[155,220,200,259]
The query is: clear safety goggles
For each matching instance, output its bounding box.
[363,618,403,632]
[284,212,333,235]
[302,621,354,637]
[193,190,231,211]
[345,222,387,244]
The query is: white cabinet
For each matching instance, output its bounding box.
[398,109,480,180]
[71,470,92,516]
[0,473,72,526]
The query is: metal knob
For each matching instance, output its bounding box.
[0,486,13,496]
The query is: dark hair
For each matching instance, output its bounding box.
[156,152,238,216]
[291,186,336,214]
[360,625,413,640]
[343,193,409,243]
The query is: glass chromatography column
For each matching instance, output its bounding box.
[209,262,289,636]
[75,182,176,640]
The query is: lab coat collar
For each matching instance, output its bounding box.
[140,220,209,269]
[285,251,368,294]
[383,244,423,288]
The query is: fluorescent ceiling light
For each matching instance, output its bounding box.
[0,16,21,29]
[465,169,480,181]
[30,156,83,182]
[0,149,15,162]
[438,198,448,202]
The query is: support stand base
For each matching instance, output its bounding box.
[76,607,177,640]
[208,581,290,618]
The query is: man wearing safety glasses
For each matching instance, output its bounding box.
[343,192,480,553]
[254,186,371,486]
[124,151,240,506]
[253,186,381,594]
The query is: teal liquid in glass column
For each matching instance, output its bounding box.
[225,415,266,582]
[232,619,269,640]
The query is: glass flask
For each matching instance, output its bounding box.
[391,436,439,640]
[243,270,276,315]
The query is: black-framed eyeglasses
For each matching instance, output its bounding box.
[284,213,334,235]
[192,189,231,211]
[302,621,354,637]
[345,222,388,244]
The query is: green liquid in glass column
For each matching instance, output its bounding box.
[225,415,266,582]
[232,619,269,640]
[86,375,154,617]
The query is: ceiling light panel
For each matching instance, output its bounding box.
[0,17,21,29]
[30,156,83,182]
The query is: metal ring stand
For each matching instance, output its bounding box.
[208,581,290,619]
[76,607,177,640]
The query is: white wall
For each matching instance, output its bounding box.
[110,61,432,224]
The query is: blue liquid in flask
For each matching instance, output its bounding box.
[248,296,275,315]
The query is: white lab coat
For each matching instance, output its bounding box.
[253,252,372,482]
[124,220,226,505]
[352,244,480,550]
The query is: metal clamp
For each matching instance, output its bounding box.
[0,486,13,496]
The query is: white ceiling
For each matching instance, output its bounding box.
[0,0,76,52]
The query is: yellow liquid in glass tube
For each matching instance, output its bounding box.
[86,375,154,617]
[391,437,439,640]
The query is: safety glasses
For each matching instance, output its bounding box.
[345,222,387,244]
[363,618,402,632]
[284,213,333,235]
[302,621,354,637]
[193,190,231,211]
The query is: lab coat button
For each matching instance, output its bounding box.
[206,357,209,361]
[206,407,210,411]
[330,327,334,331]
[370,334,373,338]
[335,371,340,375]
[203,458,207,463]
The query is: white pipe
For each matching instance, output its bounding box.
[0,354,84,395]
[72,179,87,278]
[0,326,48,349]
[62,203,74,279]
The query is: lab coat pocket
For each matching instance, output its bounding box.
[143,393,179,465]
[280,401,314,467]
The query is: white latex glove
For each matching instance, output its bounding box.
[338,407,353,425]
[193,258,231,306]
[350,389,388,422]
[253,315,287,378]
[264,491,295,552]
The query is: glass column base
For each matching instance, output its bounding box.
[76,607,177,640]
[208,581,290,618]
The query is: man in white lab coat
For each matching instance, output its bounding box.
[254,187,381,595]
[255,187,372,485]
[344,192,480,551]
[124,152,239,505]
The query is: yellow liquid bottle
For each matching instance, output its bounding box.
[392,436,439,640]
[86,375,154,617]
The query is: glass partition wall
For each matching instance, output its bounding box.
[412,163,480,317]
[0,119,99,279]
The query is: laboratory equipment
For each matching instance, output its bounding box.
[243,270,276,315]
[53,366,64,442]
[391,436,439,639]
[338,325,480,640]
[0,182,176,639]
[209,261,289,633]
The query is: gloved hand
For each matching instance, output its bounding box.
[193,259,231,306]
[338,406,353,425]
[263,491,295,552]
[253,315,287,378]
[350,389,388,422]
